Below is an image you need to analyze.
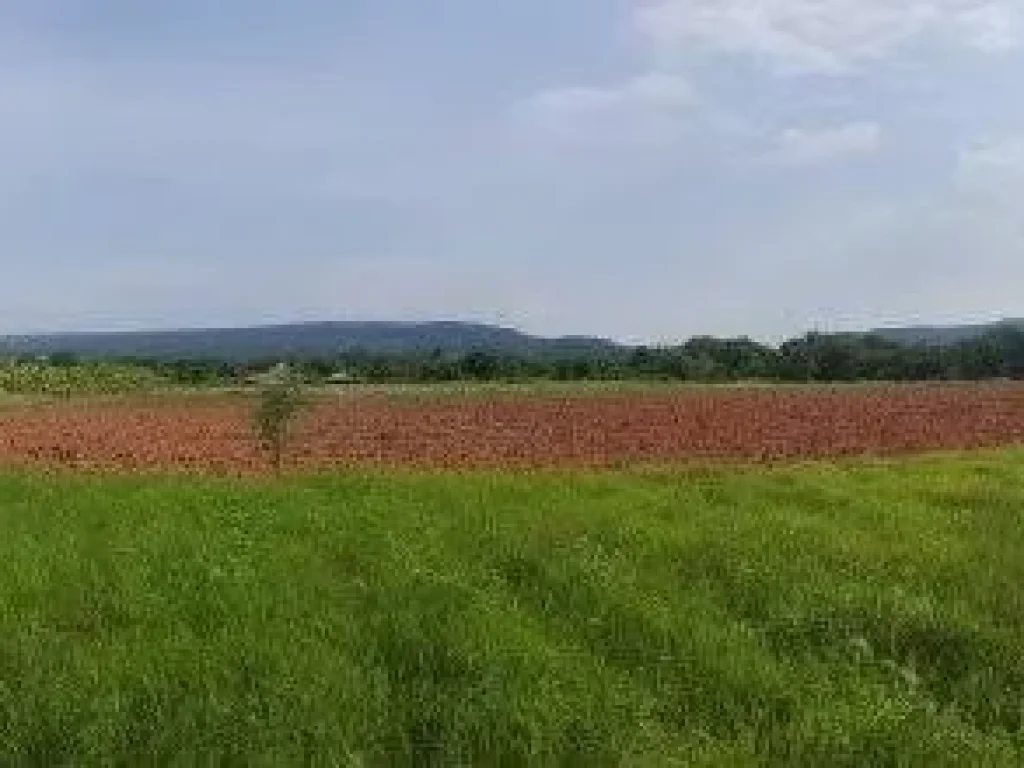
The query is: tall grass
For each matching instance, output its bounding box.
[0,451,1022,763]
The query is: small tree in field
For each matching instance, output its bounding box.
[253,362,305,472]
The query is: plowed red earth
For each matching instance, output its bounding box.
[1,384,1023,474]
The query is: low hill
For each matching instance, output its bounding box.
[870,319,1024,346]
[5,318,1023,363]
[0,321,624,362]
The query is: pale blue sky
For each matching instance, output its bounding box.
[2,1,1022,343]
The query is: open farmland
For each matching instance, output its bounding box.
[0,382,1023,473]
[2,383,1024,762]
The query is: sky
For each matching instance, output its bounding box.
[1,0,1023,344]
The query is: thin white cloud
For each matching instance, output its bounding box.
[959,136,1024,176]
[761,122,882,166]
[817,135,1024,327]
[513,71,695,145]
[954,3,1023,51]
[955,136,1024,220]
[527,71,693,115]
[633,0,1022,74]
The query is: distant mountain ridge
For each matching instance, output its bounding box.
[2,318,1022,362]
[0,321,624,362]
[870,319,1024,346]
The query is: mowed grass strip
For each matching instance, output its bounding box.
[0,451,1022,764]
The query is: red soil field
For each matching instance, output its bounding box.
[1,384,1023,474]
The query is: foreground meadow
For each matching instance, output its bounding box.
[0,450,1022,764]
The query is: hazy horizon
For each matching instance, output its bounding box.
[3,2,1023,344]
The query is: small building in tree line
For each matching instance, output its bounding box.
[325,370,360,386]
[237,362,360,387]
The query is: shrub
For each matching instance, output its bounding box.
[252,363,306,472]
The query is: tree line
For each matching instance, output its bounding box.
[10,326,1024,386]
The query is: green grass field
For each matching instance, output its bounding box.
[1,451,1022,764]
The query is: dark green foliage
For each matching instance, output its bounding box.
[461,351,501,380]
[302,326,1023,384]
